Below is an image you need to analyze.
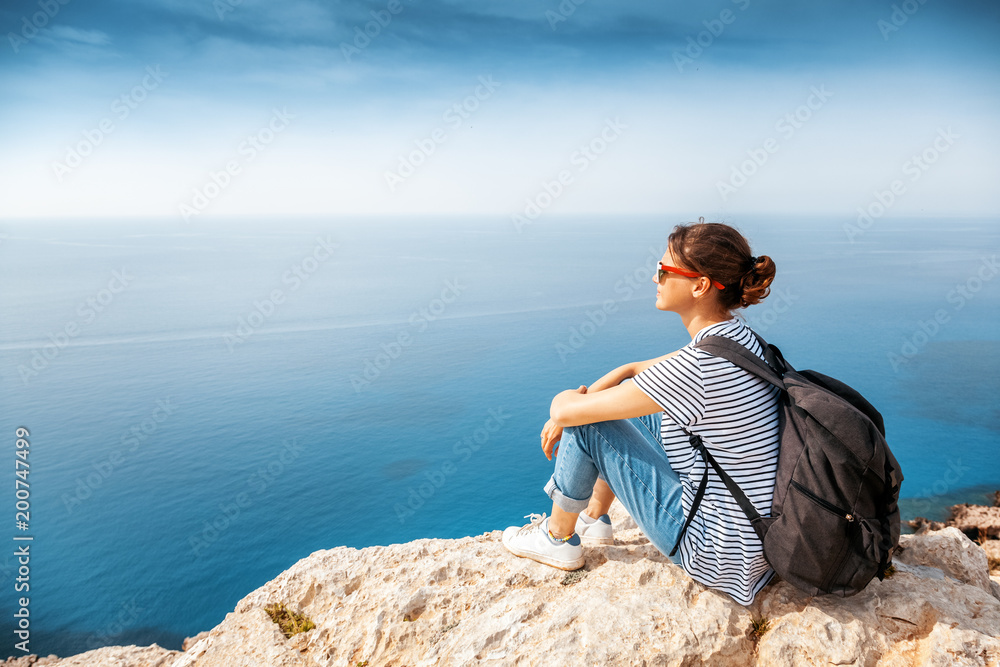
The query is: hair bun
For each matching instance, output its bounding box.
[740,254,775,307]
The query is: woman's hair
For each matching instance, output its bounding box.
[668,217,776,310]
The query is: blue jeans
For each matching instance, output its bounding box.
[543,412,686,563]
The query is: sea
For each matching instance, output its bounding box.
[0,214,997,657]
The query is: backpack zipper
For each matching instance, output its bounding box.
[790,480,855,522]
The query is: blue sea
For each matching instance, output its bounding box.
[0,215,997,657]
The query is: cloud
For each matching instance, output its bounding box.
[0,0,997,219]
[47,25,112,46]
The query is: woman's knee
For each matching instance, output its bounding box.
[581,418,644,445]
[559,424,596,453]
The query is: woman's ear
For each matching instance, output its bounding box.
[691,276,712,298]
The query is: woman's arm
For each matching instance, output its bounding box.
[550,349,683,427]
[552,349,682,427]
[549,381,661,428]
[632,349,682,375]
[539,349,683,459]
[586,362,636,393]
[587,350,683,393]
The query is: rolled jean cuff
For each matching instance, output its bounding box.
[544,476,591,513]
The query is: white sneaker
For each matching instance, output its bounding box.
[502,513,584,571]
[575,513,614,546]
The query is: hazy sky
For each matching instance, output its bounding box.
[1,0,998,220]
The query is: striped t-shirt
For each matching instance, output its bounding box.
[631,317,780,605]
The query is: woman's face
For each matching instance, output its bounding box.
[654,247,693,312]
[655,246,730,319]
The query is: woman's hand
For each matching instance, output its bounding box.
[541,418,563,460]
[542,385,586,460]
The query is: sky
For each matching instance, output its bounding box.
[1,0,998,220]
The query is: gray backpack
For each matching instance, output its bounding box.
[668,333,904,597]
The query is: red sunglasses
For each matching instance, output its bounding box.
[658,263,725,290]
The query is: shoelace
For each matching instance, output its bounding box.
[515,512,547,536]
[515,512,573,542]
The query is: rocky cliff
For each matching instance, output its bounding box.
[5,501,1000,666]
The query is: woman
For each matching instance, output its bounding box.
[502,219,780,606]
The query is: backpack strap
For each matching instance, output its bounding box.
[669,331,782,557]
[875,458,900,579]
[694,334,787,390]
[669,430,769,556]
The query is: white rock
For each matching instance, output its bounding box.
[6,502,1000,666]
[896,527,996,596]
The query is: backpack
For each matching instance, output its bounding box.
[667,332,904,597]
